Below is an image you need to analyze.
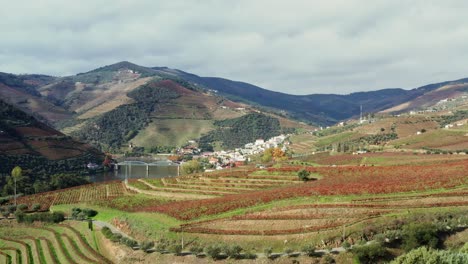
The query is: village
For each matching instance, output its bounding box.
[177,134,289,170]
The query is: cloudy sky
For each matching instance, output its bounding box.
[1,0,468,94]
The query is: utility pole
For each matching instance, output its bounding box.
[360,104,363,123]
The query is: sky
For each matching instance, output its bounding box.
[2,0,468,95]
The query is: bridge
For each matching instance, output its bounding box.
[115,160,180,182]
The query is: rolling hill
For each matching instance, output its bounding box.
[0,99,104,196]
[1,61,468,152]
[0,62,314,151]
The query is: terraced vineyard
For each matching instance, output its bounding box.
[0,223,111,264]
[172,188,468,235]
[15,181,135,211]
[126,169,302,200]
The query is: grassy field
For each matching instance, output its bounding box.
[391,129,468,150]
[131,119,215,147]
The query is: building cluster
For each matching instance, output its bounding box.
[179,134,289,170]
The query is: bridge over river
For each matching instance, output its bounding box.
[116,160,180,182]
[89,159,180,183]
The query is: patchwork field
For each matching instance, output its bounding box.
[296,151,468,166]
[0,222,111,264]
[6,153,468,262]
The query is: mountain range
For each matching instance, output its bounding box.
[1,61,467,152]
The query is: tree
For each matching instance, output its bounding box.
[11,166,22,206]
[352,243,387,263]
[182,160,203,174]
[261,152,272,163]
[298,169,311,181]
[402,223,440,251]
[271,148,286,160]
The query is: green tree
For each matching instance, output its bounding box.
[297,169,310,181]
[261,152,272,163]
[352,243,387,263]
[11,166,22,206]
[182,160,203,174]
[402,223,440,251]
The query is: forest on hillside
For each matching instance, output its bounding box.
[73,81,180,150]
[199,113,282,149]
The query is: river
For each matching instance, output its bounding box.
[88,162,180,183]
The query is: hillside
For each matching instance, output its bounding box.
[0,99,103,183]
[4,155,467,263]
[0,73,72,123]
[382,81,468,113]
[0,63,311,152]
[1,61,468,153]
[151,67,430,124]
[289,110,468,156]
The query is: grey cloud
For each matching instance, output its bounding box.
[1,0,468,94]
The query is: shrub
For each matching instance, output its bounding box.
[391,247,468,264]
[402,223,440,251]
[71,207,98,220]
[32,203,41,211]
[341,241,351,250]
[120,237,138,248]
[461,243,468,253]
[302,244,317,256]
[205,245,223,260]
[82,208,98,218]
[190,245,203,256]
[7,205,17,213]
[14,211,25,222]
[17,204,28,211]
[298,169,310,181]
[384,230,403,243]
[15,211,65,224]
[169,244,183,255]
[243,251,257,259]
[111,233,122,242]
[374,233,386,244]
[51,211,65,223]
[141,240,155,253]
[320,254,335,264]
[352,243,387,263]
[225,245,243,259]
[101,227,113,238]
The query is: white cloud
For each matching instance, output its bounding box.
[1,0,468,94]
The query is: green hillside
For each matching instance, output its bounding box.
[199,112,284,149]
